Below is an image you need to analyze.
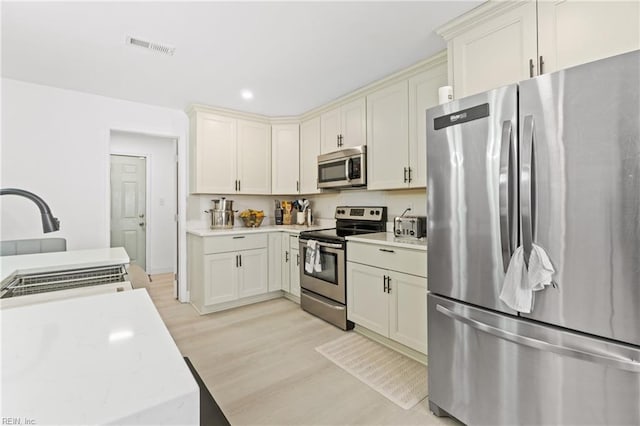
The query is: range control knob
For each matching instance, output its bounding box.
[375,210,380,215]
[370,210,375,215]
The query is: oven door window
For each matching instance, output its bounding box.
[318,160,346,183]
[302,247,338,285]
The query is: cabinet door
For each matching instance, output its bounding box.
[451,2,537,98]
[366,81,409,190]
[192,113,237,193]
[238,248,268,298]
[408,64,447,188]
[281,234,291,293]
[237,119,271,194]
[346,262,388,336]
[203,252,238,305]
[271,124,300,195]
[289,248,301,297]
[340,97,367,149]
[388,271,428,354]
[538,0,640,74]
[299,117,321,194]
[320,107,341,153]
[268,233,283,292]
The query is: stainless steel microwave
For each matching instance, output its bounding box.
[317,145,366,189]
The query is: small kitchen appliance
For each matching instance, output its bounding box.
[394,215,426,239]
[298,206,387,330]
[317,146,366,189]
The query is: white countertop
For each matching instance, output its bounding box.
[187,224,331,237]
[1,289,199,425]
[346,232,427,251]
[0,247,130,284]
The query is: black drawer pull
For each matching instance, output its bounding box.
[379,248,395,253]
[232,236,246,239]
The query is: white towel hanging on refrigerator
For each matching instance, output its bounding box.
[500,244,555,313]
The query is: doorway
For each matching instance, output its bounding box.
[110,155,147,270]
[109,131,179,294]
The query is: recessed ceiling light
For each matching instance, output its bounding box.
[241,89,254,100]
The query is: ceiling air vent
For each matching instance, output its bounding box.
[126,36,175,56]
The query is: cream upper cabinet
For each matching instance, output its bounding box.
[441,0,640,99]
[408,64,448,188]
[236,119,271,194]
[190,111,237,193]
[320,97,366,153]
[299,117,321,194]
[271,124,300,195]
[366,81,409,190]
[446,1,538,98]
[537,0,640,74]
[188,108,270,194]
[367,60,447,190]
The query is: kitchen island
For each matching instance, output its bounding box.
[1,288,199,425]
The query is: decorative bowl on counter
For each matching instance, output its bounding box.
[239,209,265,227]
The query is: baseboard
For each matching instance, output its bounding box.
[283,292,300,304]
[191,291,284,315]
[354,325,428,366]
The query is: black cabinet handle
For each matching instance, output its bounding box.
[383,275,388,293]
[239,254,242,267]
[285,251,289,262]
[296,253,300,266]
[379,248,395,253]
[529,58,535,78]
[235,254,239,268]
[387,276,391,294]
[232,236,245,239]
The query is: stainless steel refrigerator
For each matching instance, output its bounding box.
[426,50,640,425]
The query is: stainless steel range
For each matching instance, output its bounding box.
[299,206,387,330]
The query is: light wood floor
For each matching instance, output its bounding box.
[144,274,457,426]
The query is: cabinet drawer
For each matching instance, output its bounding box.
[203,233,268,254]
[347,241,426,277]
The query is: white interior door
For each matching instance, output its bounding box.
[110,155,146,270]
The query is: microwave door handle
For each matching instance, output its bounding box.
[345,158,352,182]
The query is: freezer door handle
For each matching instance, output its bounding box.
[499,120,516,272]
[521,115,535,265]
[436,304,640,373]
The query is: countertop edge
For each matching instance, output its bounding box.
[345,232,427,250]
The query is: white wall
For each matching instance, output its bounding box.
[1,78,189,298]
[110,131,177,274]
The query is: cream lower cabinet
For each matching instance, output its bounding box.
[189,233,271,314]
[267,232,300,299]
[347,241,428,354]
[289,235,300,298]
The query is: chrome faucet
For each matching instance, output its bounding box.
[0,188,60,233]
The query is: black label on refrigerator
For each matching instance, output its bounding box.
[433,103,490,130]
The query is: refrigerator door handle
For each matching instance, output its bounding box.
[436,304,640,373]
[521,115,535,265]
[499,120,515,272]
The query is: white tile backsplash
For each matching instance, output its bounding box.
[188,188,427,230]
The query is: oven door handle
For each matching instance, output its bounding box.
[299,239,343,249]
